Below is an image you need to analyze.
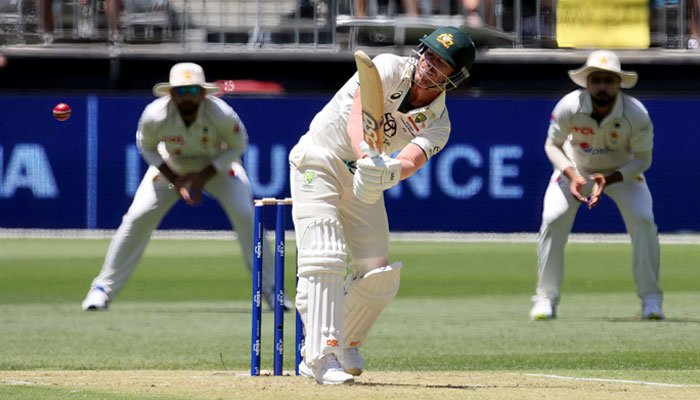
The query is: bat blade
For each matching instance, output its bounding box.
[354,50,384,155]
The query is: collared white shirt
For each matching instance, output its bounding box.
[136,95,248,175]
[303,53,450,161]
[548,89,653,174]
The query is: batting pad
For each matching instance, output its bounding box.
[343,262,402,348]
[297,218,347,273]
[303,272,345,367]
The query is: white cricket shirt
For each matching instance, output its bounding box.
[548,89,653,175]
[548,89,654,173]
[302,53,450,161]
[136,96,248,175]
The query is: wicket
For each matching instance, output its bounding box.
[250,197,304,376]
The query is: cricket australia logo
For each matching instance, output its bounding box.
[302,170,315,191]
[436,33,454,49]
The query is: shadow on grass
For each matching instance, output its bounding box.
[590,316,700,324]
[353,382,564,390]
[129,307,253,314]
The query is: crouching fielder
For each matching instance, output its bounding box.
[81,63,288,313]
[289,26,476,384]
[530,50,663,321]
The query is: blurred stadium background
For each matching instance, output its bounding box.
[2,4,700,398]
[1,0,700,234]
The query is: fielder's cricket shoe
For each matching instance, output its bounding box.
[263,290,294,312]
[299,354,354,385]
[642,294,665,320]
[529,298,556,321]
[81,286,109,311]
[343,347,364,376]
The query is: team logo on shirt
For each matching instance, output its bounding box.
[436,33,454,49]
[414,113,427,123]
[302,170,315,191]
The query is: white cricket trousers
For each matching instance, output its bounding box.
[89,164,276,299]
[289,138,390,274]
[536,170,662,304]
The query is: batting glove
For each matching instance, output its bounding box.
[352,145,401,204]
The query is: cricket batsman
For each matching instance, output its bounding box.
[530,50,664,321]
[289,27,476,384]
[81,62,290,312]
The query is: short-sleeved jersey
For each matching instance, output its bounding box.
[136,96,248,175]
[302,53,451,161]
[548,89,653,174]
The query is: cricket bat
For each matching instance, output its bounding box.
[354,50,384,156]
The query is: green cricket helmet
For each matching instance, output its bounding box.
[413,26,476,90]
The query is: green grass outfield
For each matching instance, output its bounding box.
[1,237,699,398]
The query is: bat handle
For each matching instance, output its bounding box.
[360,140,380,159]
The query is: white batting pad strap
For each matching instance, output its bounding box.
[343,262,402,348]
[304,272,345,367]
[297,218,347,270]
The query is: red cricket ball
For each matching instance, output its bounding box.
[53,103,71,121]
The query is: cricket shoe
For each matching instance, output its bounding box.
[263,290,294,312]
[82,286,109,311]
[343,347,364,376]
[299,354,354,385]
[642,294,665,320]
[529,297,556,320]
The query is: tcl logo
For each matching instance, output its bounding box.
[572,126,595,135]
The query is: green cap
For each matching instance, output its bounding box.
[419,26,476,73]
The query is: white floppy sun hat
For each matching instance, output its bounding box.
[152,62,221,97]
[568,50,638,89]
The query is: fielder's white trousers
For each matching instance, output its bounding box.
[89,163,276,299]
[536,170,662,305]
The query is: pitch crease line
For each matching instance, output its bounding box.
[524,373,700,388]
